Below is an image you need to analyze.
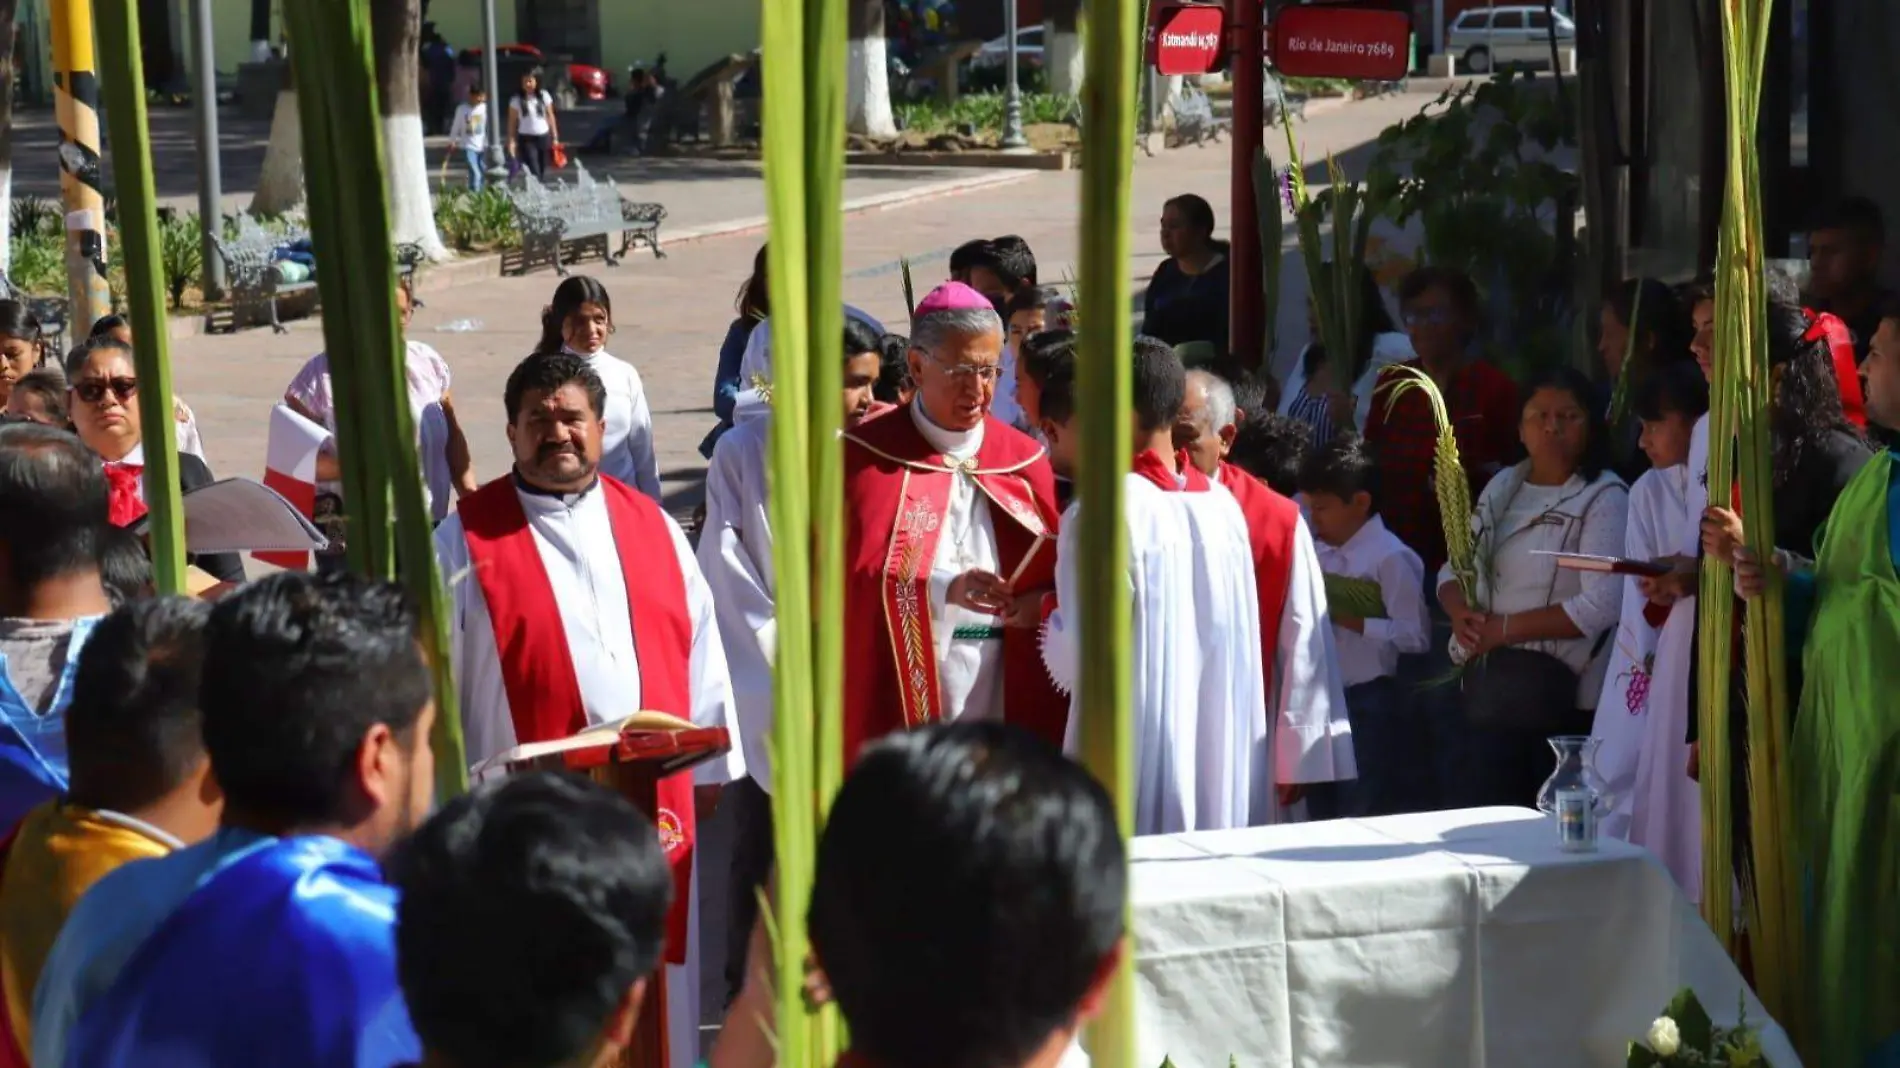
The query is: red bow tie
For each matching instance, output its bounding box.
[104,462,147,527]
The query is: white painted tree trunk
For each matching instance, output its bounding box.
[0,0,18,274]
[251,87,304,215]
[846,35,897,139]
[1043,24,1085,97]
[383,112,447,259]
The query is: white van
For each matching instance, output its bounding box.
[1446,6,1576,74]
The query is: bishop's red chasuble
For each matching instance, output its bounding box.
[459,474,696,962]
[1217,461,1300,673]
[841,409,1066,763]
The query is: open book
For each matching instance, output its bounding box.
[1533,550,1674,577]
[129,477,329,555]
[469,710,729,780]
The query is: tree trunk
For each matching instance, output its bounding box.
[1043,0,1084,98]
[846,0,896,139]
[370,0,448,260]
[0,0,17,273]
[251,61,303,214]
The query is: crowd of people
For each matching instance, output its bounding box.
[0,194,1893,1065]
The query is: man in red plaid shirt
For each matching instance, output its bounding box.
[1364,267,1520,575]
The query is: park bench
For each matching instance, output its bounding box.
[207,214,316,334]
[1168,84,1228,147]
[499,162,668,277]
[656,51,761,148]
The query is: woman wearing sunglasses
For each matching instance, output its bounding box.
[63,336,244,584]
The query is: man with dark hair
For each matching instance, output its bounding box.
[0,597,218,1060]
[0,423,112,830]
[50,571,434,1068]
[949,237,1034,306]
[810,722,1123,1068]
[1177,371,1352,817]
[874,332,915,406]
[1228,410,1314,498]
[436,351,741,1068]
[1041,338,1282,832]
[947,239,994,285]
[392,772,673,1068]
[989,234,1039,288]
[1808,195,1893,364]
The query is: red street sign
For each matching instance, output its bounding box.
[1148,1,1228,77]
[1270,5,1411,81]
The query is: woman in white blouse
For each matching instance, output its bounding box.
[1438,366,1630,807]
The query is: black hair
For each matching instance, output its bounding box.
[8,368,68,425]
[0,423,107,591]
[536,275,615,355]
[1298,433,1380,512]
[1811,195,1886,248]
[0,301,44,345]
[1162,193,1229,254]
[988,235,1038,288]
[948,240,994,282]
[843,315,883,359]
[1397,265,1482,333]
[1631,359,1710,423]
[65,596,211,814]
[63,334,133,381]
[392,772,672,1068]
[506,352,608,424]
[88,314,129,340]
[1019,329,1076,391]
[99,524,153,608]
[1002,285,1066,322]
[1303,264,1397,378]
[1227,411,1312,497]
[875,332,914,404]
[200,571,430,829]
[1766,295,1858,487]
[1606,279,1690,370]
[1519,365,1613,482]
[1131,335,1186,433]
[1205,357,1275,417]
[809,722,1125,1068]
[735,243,769,321]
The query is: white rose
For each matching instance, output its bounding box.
[1646,1016,1681,1056]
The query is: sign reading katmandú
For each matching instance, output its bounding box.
[1270,5,1411,81]
[1147,1,1227,77]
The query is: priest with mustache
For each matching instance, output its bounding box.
[433,352,743,1068]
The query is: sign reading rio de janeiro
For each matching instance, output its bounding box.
[1270,5,1412,81]
[1147,1,1228,77]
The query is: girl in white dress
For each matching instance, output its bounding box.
[537,275,664,501]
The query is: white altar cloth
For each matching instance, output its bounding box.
[1129,807,1798,1068]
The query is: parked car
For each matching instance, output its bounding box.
[971,25,1044,69]
[458,44,613,102]
[1446,6,1575,74]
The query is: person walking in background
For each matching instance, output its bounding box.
[447,86,489,191]
[507,69,560,179]
[1143,194,1231,352]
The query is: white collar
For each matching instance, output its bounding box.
[1334,514,1392,558]
[105,442,145,467]
[90,807,188,850]
[512,471,603,511]
[909,399,984,460]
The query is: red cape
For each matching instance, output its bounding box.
[842,407,1067,763]
[1217,462,1301,677]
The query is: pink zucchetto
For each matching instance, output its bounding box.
[914,281,998,318]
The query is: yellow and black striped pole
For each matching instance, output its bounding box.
[50,0,113,328]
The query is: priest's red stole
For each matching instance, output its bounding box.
[460,475,696,963]
[1217,461,1300,672]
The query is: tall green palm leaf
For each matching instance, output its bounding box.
[280,0,465,802]
[94,0,184,593]
[1075,0,1139,1062]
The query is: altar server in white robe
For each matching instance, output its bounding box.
[1040,337,1278,835]
[1590,363,1707,842]
[535,275,664,500]
[434,352,742,1068]
[730,303,885,426]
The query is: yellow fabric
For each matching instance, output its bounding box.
[0,804,173,1049]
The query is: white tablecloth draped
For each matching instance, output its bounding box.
[1129,807,1798,1068]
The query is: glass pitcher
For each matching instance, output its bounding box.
[1535,735,1613,853]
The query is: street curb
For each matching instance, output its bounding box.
[166,169,1036,341]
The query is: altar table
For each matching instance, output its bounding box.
[1128,807,1799,1067]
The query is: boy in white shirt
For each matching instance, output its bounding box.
[1300,433,1430,817]
[447,87,489,191]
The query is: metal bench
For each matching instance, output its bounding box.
[1168,85,1229,147]
[207,214,316,334]
[499,162,667,277]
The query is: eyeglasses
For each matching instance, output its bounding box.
[928,353,1003,384]
[74,376,137,405]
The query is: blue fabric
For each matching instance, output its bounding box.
[701,317,752,458]
[67,835,419,1068]
[0,617,99,831]
[32,828,272,1068]
[462,149,485,192]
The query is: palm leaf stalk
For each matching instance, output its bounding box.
[1707,0,1804,1043]
[92,0,184,593]
[759,0,846,1054]
[900,255,917,319]
[279,0,465,801]
[1381,367,1476,605]
[1607,282,1645,427]
[1252,147,1283,361]
[1075,0,1139,1060]
[1323,575,1388,620]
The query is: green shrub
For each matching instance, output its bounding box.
[7,231,64,295]
[895,91,1075,136]
[158,214,204,309]
[433,188,519,252]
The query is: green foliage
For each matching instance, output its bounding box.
[1624,988,1766,1067]
[1365,72,1578,379]
[10,196,58,242]
[433,187,519,252]
[7,232,65,295]
[1252,148,1283,360]
[157,214,204,309]
[894,91,1075,135]
[1284,76,1354,97]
